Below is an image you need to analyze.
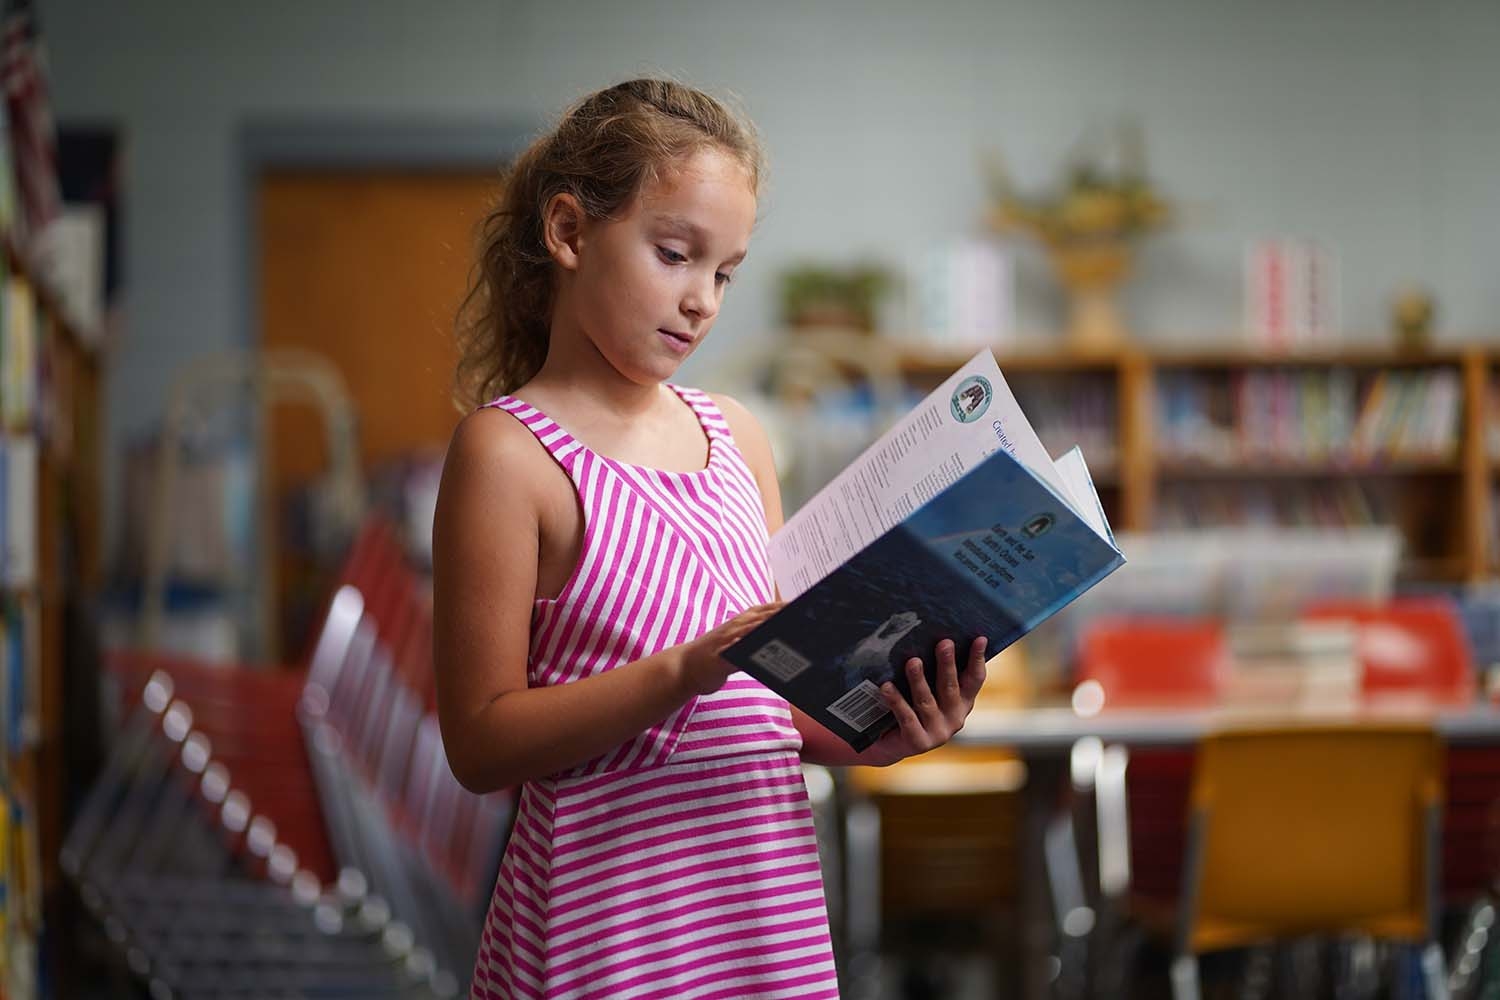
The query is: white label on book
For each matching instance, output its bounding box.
[749,639,812,683]
[826,680,891,732]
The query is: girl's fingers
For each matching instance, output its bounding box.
[880,681,931,750]
[874,639,988,760]
[959,637,989,702]
[726,603,782,635]
[905,656,943,728]
[936,639,963,703]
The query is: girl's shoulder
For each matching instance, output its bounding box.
[700,389,755,432]
[444,404,562,495]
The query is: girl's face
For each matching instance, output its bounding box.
[564,147,757,385]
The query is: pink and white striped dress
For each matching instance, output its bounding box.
[470,385,839,1000]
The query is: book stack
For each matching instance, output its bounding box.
[1244,239,1341,348]
[904,237,1017,349]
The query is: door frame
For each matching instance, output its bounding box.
[233,117,532,659]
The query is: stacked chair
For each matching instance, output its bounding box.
[65,518,512,998]
[296,522,511,995]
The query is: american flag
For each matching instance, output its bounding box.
[2,0,60,249]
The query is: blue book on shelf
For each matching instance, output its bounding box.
[724,351,1125,752]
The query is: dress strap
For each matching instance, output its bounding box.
[667,384,734,444]
[477,395,586,466]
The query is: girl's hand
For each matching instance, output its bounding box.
[864,637,988,766]
[672,603,784,696]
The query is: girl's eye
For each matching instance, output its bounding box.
[657,246,687,264]
[715,272,733,286]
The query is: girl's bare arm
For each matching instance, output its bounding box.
[432,408,777,793]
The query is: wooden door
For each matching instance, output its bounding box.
[259,170,500,485]
[259,170,499,652]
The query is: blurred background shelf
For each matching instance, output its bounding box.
[1,235,105,997]
[1154,459,1464,477]
[1147,343,1473,369]
[792,337,1500,585]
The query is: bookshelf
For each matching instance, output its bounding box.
[1,237,103,994]
[1484,354,1500,575]
[878,339,1500,584]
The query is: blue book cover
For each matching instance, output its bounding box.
[724,414,1124,752]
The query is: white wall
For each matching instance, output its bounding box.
[38,0,1500,556]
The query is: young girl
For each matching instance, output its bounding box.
[433,78,989,1000]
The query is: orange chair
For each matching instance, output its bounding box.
[1301,597,1500,902]
[1172,724,1447,1000]
[844,745,1028,993]
[1301,596,1477,703]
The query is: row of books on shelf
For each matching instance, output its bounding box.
[1,597,39,761]
[1489,487,1500,567]
[0,436,35,589]
[0,263,39,434]
[1156,368,1461,465]
[1012,381,1118,470]
[0,595,42,998]
[0,224,52,644]
[1153,481,1394,530]
[0,777,41,1000]
[1484,382,1500,463]
[0,81,50,996]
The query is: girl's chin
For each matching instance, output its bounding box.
[613,354,686,387]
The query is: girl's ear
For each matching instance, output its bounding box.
[541,192,585,271]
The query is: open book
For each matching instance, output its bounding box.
[723,349,1125,751]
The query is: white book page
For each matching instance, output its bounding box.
[1053,446,1113,544]
[769,349,1077,599]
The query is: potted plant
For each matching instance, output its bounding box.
[778,263,894,333]
[986,121,1171,351]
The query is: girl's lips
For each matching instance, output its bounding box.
[658,329,694,352]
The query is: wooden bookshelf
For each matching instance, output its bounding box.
[1,238,104,990]
[1155,459,1464,477]
[873,338,1500,584]
[1478,350,1500,575]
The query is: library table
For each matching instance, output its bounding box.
[957,697,1500,752]
[948,693,1500,1000]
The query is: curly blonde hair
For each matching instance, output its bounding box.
[454,78,765,408]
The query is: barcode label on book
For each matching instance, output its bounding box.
[749,639,812,683]
[827,681,891,732]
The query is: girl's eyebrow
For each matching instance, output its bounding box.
[655,213,747,264]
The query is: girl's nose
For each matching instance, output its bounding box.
[683,274,719,322]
